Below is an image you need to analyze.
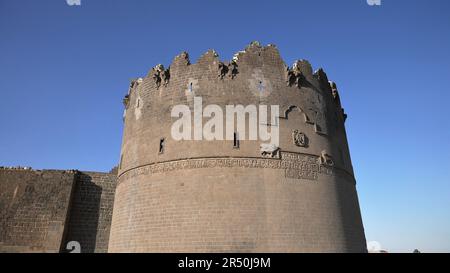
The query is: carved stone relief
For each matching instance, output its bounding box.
[228,60,238,79]
[260,144,280,158]
[319,150,334,167]
[117,151,349,185]
[286,62,305,88]
[151,64,170,88]
[329,81,340,100]
[217,61,238,80]
[161,68,170,86]
[218,62,229,79]
[292,130,308,148]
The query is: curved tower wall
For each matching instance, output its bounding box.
[109,42,366,252]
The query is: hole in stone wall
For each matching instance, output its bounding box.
[233,132,240,149]
[159,138,165,154]
[258,81,264,92]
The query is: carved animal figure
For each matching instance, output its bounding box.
[260,143,279,158]
[319,150,334,166]
[218,62,228,79]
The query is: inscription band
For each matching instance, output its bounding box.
[118,152,355,185]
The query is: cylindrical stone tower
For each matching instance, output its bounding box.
[109,42,366,253]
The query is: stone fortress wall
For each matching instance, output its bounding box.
[62,171,117,253]
[109,42,367,252]
[0,168,117,253]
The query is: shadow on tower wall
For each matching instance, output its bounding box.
[62,173,102,253]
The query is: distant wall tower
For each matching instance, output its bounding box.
[108,42,366,253]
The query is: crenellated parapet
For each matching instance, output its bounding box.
[118,42,354,179]
[122,42,348,128]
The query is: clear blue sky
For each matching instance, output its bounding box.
[0,0,449,252]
